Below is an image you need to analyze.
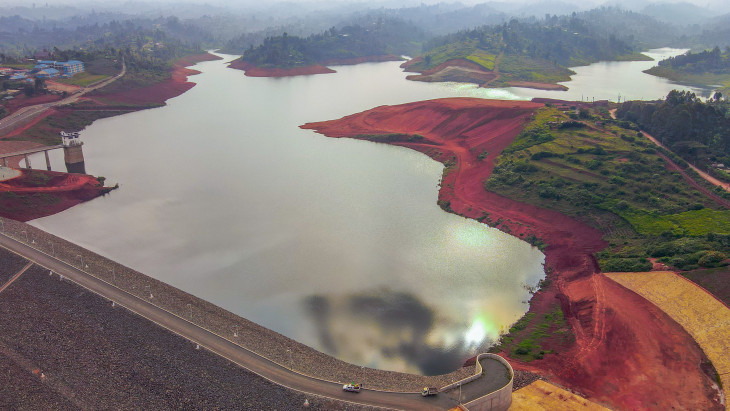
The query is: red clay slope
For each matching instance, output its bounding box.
[228,55,402,78]
[301,97,722,410]
[228,60,335,77]
[92,53,222,106]
[0,169,112,221]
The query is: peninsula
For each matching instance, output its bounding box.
[227,19,422,77]
[302,97,726,410]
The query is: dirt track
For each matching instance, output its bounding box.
[301,98,724,410]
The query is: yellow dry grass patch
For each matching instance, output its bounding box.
[605,271,730,398]
[509,380,609,410]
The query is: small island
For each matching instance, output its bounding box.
[228,19,422,77]
[644,46,730,96]
[402,18,651,90]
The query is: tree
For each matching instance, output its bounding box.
[34,77,46,94]
[24,84,35,96]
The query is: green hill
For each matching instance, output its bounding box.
[403,18,650,89]
[644,47,730,96]
[237,19,424,69]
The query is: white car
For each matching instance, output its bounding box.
[342,383,362,393]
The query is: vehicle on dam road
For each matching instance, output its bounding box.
[343,383,362,393]
[422,387,439,396]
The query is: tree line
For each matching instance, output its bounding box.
[616,90,729,166]
[239,17,425,68]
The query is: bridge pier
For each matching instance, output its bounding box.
[44,150,51,171]
[23,154,31,169]
[1,158,6,167]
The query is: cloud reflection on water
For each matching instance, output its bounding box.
[304,289,489,375]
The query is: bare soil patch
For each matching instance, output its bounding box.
[507,81,568,91]
[45,81,81,93]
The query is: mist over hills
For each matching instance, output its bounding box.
[0,0,728,56]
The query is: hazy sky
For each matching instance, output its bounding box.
[0,0,727,14]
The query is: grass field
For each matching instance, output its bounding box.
[605,271,730,392]
[496,54,574,84]
[54,72,110,87]
[409,40,497,71]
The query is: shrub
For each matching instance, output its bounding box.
[600,257,652,272]
[531,151,560,160]
[698,251,726,268]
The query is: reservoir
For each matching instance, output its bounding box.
[29,48,707,375]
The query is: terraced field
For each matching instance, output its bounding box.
[510,380,609,410]
[605,271,730,397]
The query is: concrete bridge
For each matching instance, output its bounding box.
[0,145,63,170]
[0,142,85,174]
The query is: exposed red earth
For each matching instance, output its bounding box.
[228,60,335,77]
[402,58,570,91]
[89,52,222,105]
[301,98,723,410]
[0,169,112,221]
[228,55,402,77]
[401,58,498,84]
[506,81,568,91]
[1,94,63,116]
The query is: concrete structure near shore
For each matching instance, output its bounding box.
[439,353,513,411]
[0,131,85,174]
[0,145,62,171]
[61,131,85,174]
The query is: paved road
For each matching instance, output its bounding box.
[0,233,461,410]
[0,60,126,137]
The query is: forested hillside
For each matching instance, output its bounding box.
[402,16,650,88]
[0,15,214,55]
[237,18,425,69]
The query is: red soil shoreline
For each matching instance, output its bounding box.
[0,52,220,222]
[401,58,569,91]
[227,55,402,78]
[228,60,335,77]
[301,97,722,410]
[0,169,114,222]
[91,52,222,105]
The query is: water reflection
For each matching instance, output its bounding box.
[304,290,471,375]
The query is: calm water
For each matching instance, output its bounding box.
[29,48,705,375]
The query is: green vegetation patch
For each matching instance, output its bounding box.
[497,54,574,84]
[465,50,497,70]
[55,72,110,87]
[490,304,570,362]
[485,104,730,272]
